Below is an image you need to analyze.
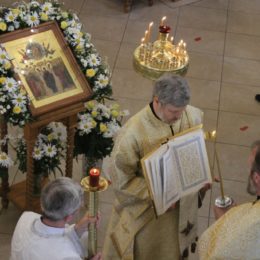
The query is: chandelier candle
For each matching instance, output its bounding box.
[133,16,189,79]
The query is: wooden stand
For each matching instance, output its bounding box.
[0,116,9,209]
[1,102,85,212]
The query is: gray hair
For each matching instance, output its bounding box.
[41,177,84,221]
[152,73,190,107]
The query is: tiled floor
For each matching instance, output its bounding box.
[1,0,260,259]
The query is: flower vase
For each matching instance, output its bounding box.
[82,156,103,177]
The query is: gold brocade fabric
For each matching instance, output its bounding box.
[198,201,260,260]
[102,105,203,260]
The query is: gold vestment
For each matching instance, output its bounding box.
[199,201,260,260]
[103,104,203,260]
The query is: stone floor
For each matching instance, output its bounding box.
[1,0,260,259]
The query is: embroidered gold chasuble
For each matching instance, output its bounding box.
[199,201,260,260]
[103,105,203,260]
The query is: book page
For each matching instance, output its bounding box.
[168,129,211,196]
[162,148,180,212]
[141,126,212,217]
[143,144,168,216]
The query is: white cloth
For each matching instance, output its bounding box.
[11,212,88,260]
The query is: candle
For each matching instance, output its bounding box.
[215,151,225,200]
[160,16,166,26]
[89,168,100,187]
[144,30,148,43]
[147,22,154,42]
[170,36,174,43]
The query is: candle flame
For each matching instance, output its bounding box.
[90,168,100,175]
[160,16,167,26]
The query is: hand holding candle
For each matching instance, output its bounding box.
[89,168,100,187]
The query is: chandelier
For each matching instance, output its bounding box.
[133,17,189,80]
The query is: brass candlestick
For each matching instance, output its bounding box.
[81,176,109,258]
[204,130,232,208]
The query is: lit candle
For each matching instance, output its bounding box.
[147,22,154,42]
[89,168,100,187]
[144,30,148,43]
[170,36,174,43]
[160,16,167,26]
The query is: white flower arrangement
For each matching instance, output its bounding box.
[75,100,129,160]
[16,122,66,175]
[0,1,128,174]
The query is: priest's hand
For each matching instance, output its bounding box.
[90,252,102,260]
[214,201,236,220]
[75,212,100,237]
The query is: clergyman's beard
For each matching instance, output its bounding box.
[247,175,256,195]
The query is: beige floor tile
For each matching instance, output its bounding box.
[186,52,223,81]
[229,0,260,14]
[0,204,21,234]
[227,11,260,36]
[111,69,153,100]
[115,42,137,70]
[129,1,179,25]
[79,15,127,42]
[192,0,229,10]
[91,39,121,70]
[176,27,225,56]
[0,233,12,259]
[217,111,260,146]
[220,82,260,116]
[201,109,218,133]
[222,57,260,87]
[62,0,85,14]
[225,33,260,61]
[188,78,220,110]
[80,0,129,19]
[215,143,251,182]
[179,6,227,31]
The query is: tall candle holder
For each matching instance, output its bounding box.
[204,130,232,208]
[81,171,109,258]
[133,17,189,80]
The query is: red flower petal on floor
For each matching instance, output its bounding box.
[240,126,249,131]
[194,37,202,42]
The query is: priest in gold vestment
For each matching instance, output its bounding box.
[103,74,210,260]
[199,143,260,260]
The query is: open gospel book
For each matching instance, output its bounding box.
[141,125,212,217]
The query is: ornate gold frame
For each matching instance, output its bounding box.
[0,21,92,116]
